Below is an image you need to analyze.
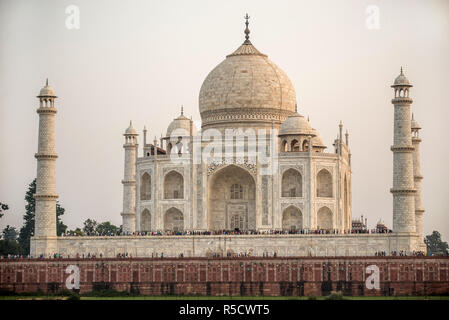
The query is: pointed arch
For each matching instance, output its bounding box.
[281,140,288,152]
[317,169,332,198]
[164,207,184,232]
[291,139,299,152]
[302,140,309,152]
[140,172,151,200]
[281,168,302,197]
[164,170,184,199]
[317,206,333,230]
[140,209,151,231]
[282,205,303,231]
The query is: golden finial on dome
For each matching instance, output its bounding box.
[244,13,251,44]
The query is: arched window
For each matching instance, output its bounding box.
[281,169,302,197]
[140,172,151,200]
[141,209,151,231]
[164,207,184,232]
[230,184,243,200]
[317,207,333,230]
[317,169,332,198]
[291,139,300,152]
[164,170,184,199]
[282,140,288,152]
[167,143,172,154]
[282,206,303,231]
[302,140,309,152]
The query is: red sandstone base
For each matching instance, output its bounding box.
[1,256,448,296]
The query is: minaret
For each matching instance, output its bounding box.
[121,121,138,234]
[411,114,425,246]
[33,79,58,256]
[390,68,416,233]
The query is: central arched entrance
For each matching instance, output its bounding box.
[208,165,256,231]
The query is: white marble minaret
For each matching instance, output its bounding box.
[390,68,416,234]
[32,79,58,256]
[411,114,425,248]
[121,121,138,234]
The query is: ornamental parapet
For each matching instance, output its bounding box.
[120,211,135,216]
[123,144,138,149]
[35,153,58,159]
[391,97,413,104]
[413,175,423,180]
[36,107,57,114]
[390,188,417,194]
[390,145,414,152]
[34,193,59,200]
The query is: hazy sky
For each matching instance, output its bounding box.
[1,0,448,241]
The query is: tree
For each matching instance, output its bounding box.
[0,239,21,256]
[18,179,67,255]
[425,231,449,256]
[83,219,98,235]
[95,221,119,235]
[2,225,18,241]
[67,227,84,236]
[0,202,9,219]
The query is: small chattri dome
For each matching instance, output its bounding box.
[279,112,315,136]
[311,128,326,148]
[393,67,411,86]
[166,107,197,137]
[411,114,421,130]
[125,121,137,135]
[38,79,56,97]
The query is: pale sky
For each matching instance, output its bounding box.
[0,0,448,241]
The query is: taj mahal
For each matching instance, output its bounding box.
[30,17,426,258]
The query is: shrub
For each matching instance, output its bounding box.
[326,291,345,300]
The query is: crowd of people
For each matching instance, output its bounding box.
[62,228,393,237]
[1,249,433,260]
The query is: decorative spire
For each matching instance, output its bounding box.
[46,78,48,86]
[400,66,403,75]
[412,113,414,120]
[244,13,251,44]
[295,102,297,113]
[181,105,184,116]
[143,125,147,131]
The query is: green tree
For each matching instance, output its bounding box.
[18,179,67,255]
[2,225,18,241]
[83,219,98,235]
[67,227,84,236]
[0,239,21,256]
[95,221,119,235]
[0,202,9,219]
[425,231,449,256]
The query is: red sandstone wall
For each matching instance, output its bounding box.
[1,256,448,296]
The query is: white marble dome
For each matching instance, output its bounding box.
[279,112,315,136]
[199,40,296,130]
[38,79,56,97]
[166,111,197,137]
[393,68,411,86]
[125,121,137,135]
